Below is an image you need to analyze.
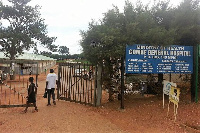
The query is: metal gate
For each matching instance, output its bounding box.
[57,62,97,106]
[0,60,38,108]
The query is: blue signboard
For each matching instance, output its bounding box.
[125,44,193,74]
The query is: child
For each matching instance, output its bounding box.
[23,77,38,113]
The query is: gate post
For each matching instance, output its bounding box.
[96,64,102,106]
[94,65,97,106]
[36,62,38,86]
[57,64,61,100]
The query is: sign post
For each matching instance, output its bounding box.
[195,45,199,103]
[121,56,125,109]
[191,44,199,103]
[163,80,177,108]
[168,86,180,121]
[125,44,196,103]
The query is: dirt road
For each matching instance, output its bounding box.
[0,67,126,133]
[0,66,199,133]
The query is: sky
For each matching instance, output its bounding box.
[2,0,183,55]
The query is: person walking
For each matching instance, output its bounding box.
[44,67,47,75]
[23,77,38,113]
[46,69,58,106]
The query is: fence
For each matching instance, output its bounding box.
[125,73,191,91]
[103,58,193,103]
[0,60,38,108]
[57,62,97,106]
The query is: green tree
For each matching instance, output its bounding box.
[173,0,200,46]
[0,0,57,60]
[81,6,125,64]
[40,51,52,57]
[58,46,69,56]
[173,0,200,102]
[80,0,200,98]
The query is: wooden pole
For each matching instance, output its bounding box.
[121,56,125,109]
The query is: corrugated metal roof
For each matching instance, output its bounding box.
[0,52,56,61]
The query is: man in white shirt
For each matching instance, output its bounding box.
[46,69,58,106]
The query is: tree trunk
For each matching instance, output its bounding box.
[158,74,163,85]
[10,52,15,80]
[10,62,15,80]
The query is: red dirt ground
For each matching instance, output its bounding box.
[0,65,199,133]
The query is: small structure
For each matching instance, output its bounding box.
[0,52,56,75]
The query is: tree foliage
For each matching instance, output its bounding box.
[174,0,200,46]
[58,46,69,55]
[40,51,82,60]
[80,0,200,64]
[40,51,52,57]
[80,0,200,94]
[0,0,57,60]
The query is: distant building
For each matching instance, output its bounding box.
[0,52,56,75]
